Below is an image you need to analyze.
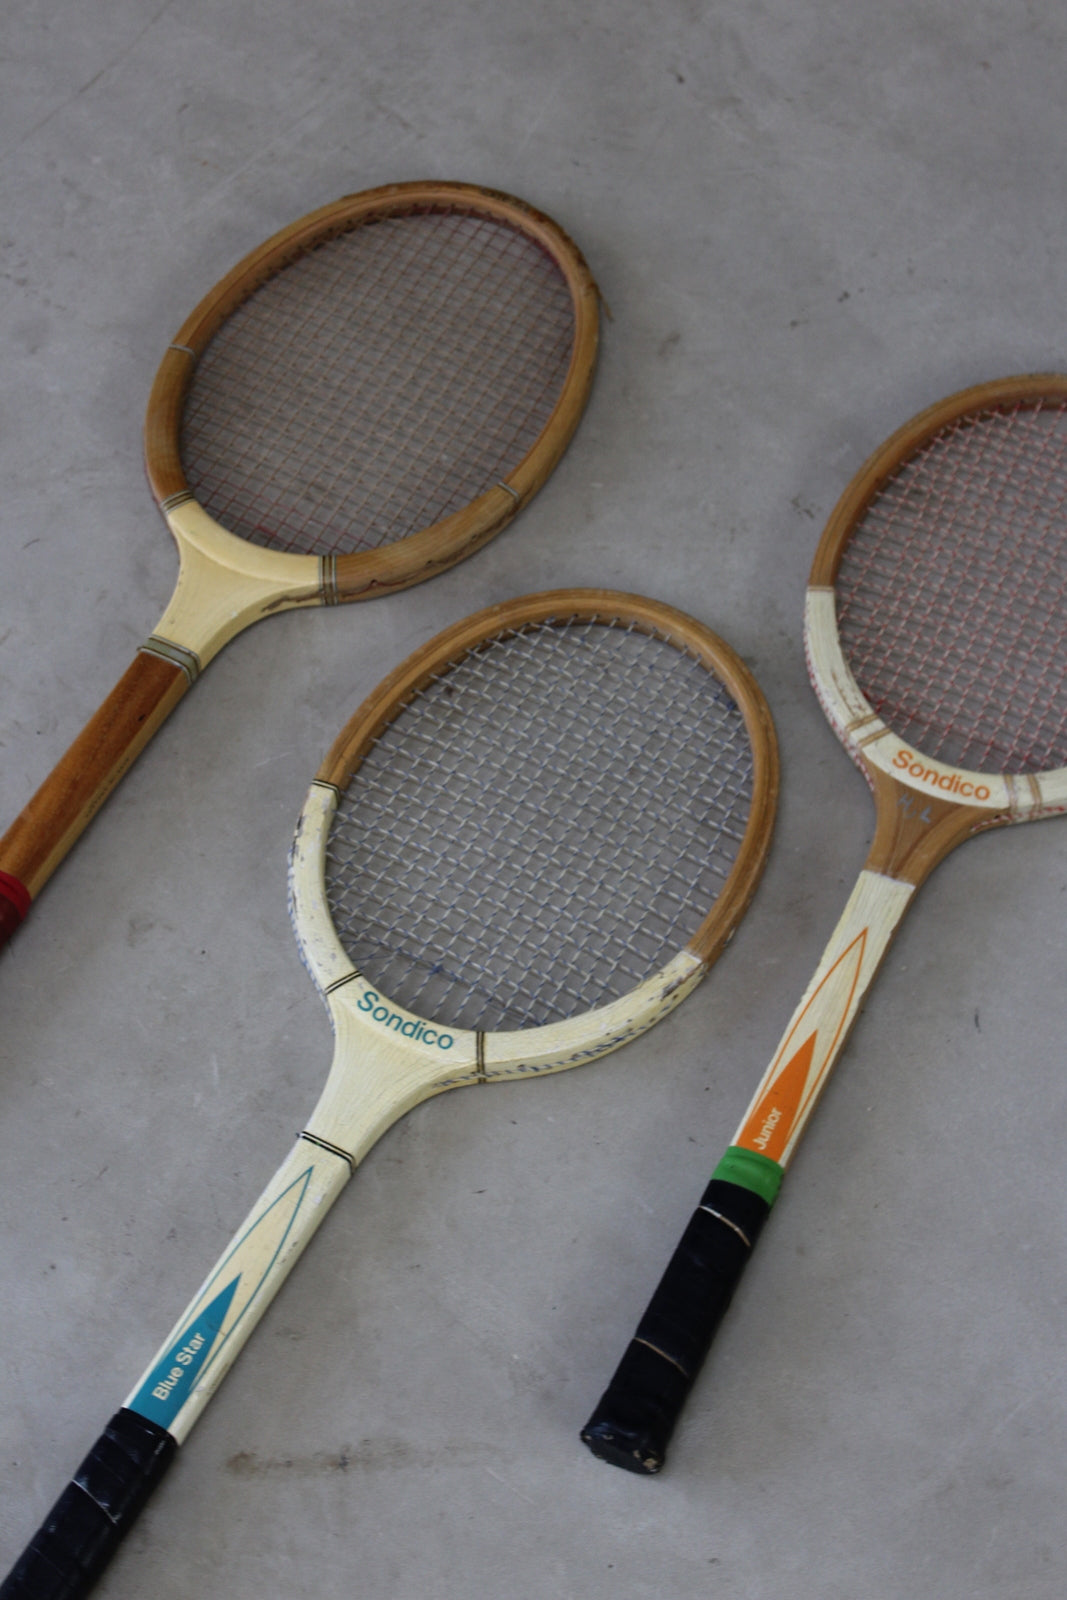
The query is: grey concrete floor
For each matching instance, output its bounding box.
[1,3,1066,1597]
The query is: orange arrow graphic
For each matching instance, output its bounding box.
[738,1031,817,1162]
[737,928,869,1163]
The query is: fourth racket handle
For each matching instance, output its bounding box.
[580,1175,772,1474]
[0,1410,176,1600]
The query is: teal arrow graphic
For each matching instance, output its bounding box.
[126,1165,316,1430]
[129,1276,241,1427]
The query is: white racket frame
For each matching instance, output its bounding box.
[123,589,778,1444]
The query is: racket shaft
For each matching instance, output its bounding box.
[581,869,914,1473]
[0,652,188,943]
[1,1139,350,1597]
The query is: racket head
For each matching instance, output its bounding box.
[144,181,599,603]
[805,375,1067,879]
[289,589,778,1115]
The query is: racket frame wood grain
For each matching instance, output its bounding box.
[0,182,599,931]
[581,375,1067,1474]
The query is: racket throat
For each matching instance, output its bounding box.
[866,769,1002,886]
[152,497,325,671]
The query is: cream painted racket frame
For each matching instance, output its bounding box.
[136,587,778,1444]
[1,590,777,1597]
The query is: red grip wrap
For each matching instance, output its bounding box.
[0,872,31,944]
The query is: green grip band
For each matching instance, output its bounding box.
[712,1145,784,1206]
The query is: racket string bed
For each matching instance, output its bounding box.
[836,400,1067,774]
[181,212,576,559]
[324,616,757,1033]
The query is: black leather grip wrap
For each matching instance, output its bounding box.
[0,1410,177,1599]
[580,1179,771,1474]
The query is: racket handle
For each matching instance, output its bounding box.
[0,1410,176,1599]
[0,650,188,947]
[580,1174,773,1474]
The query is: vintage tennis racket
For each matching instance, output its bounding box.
[1,589,777,1598]
[0,181,599,950]
[582,374,1067,1474]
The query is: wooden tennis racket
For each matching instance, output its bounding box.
[0,181,599,949]
[581,375,1067,1473]
[1,590,777,1598]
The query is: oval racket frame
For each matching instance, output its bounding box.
[141,182,600,678]
[806,373,1067,885]
[288,589,779,1160]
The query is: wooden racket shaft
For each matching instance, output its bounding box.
[1,592,777,1595]
[582,376,1067,1473]
[0,181,599,949]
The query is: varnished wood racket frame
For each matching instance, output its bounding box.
[144,181,601,619]
[0,184,598,935]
